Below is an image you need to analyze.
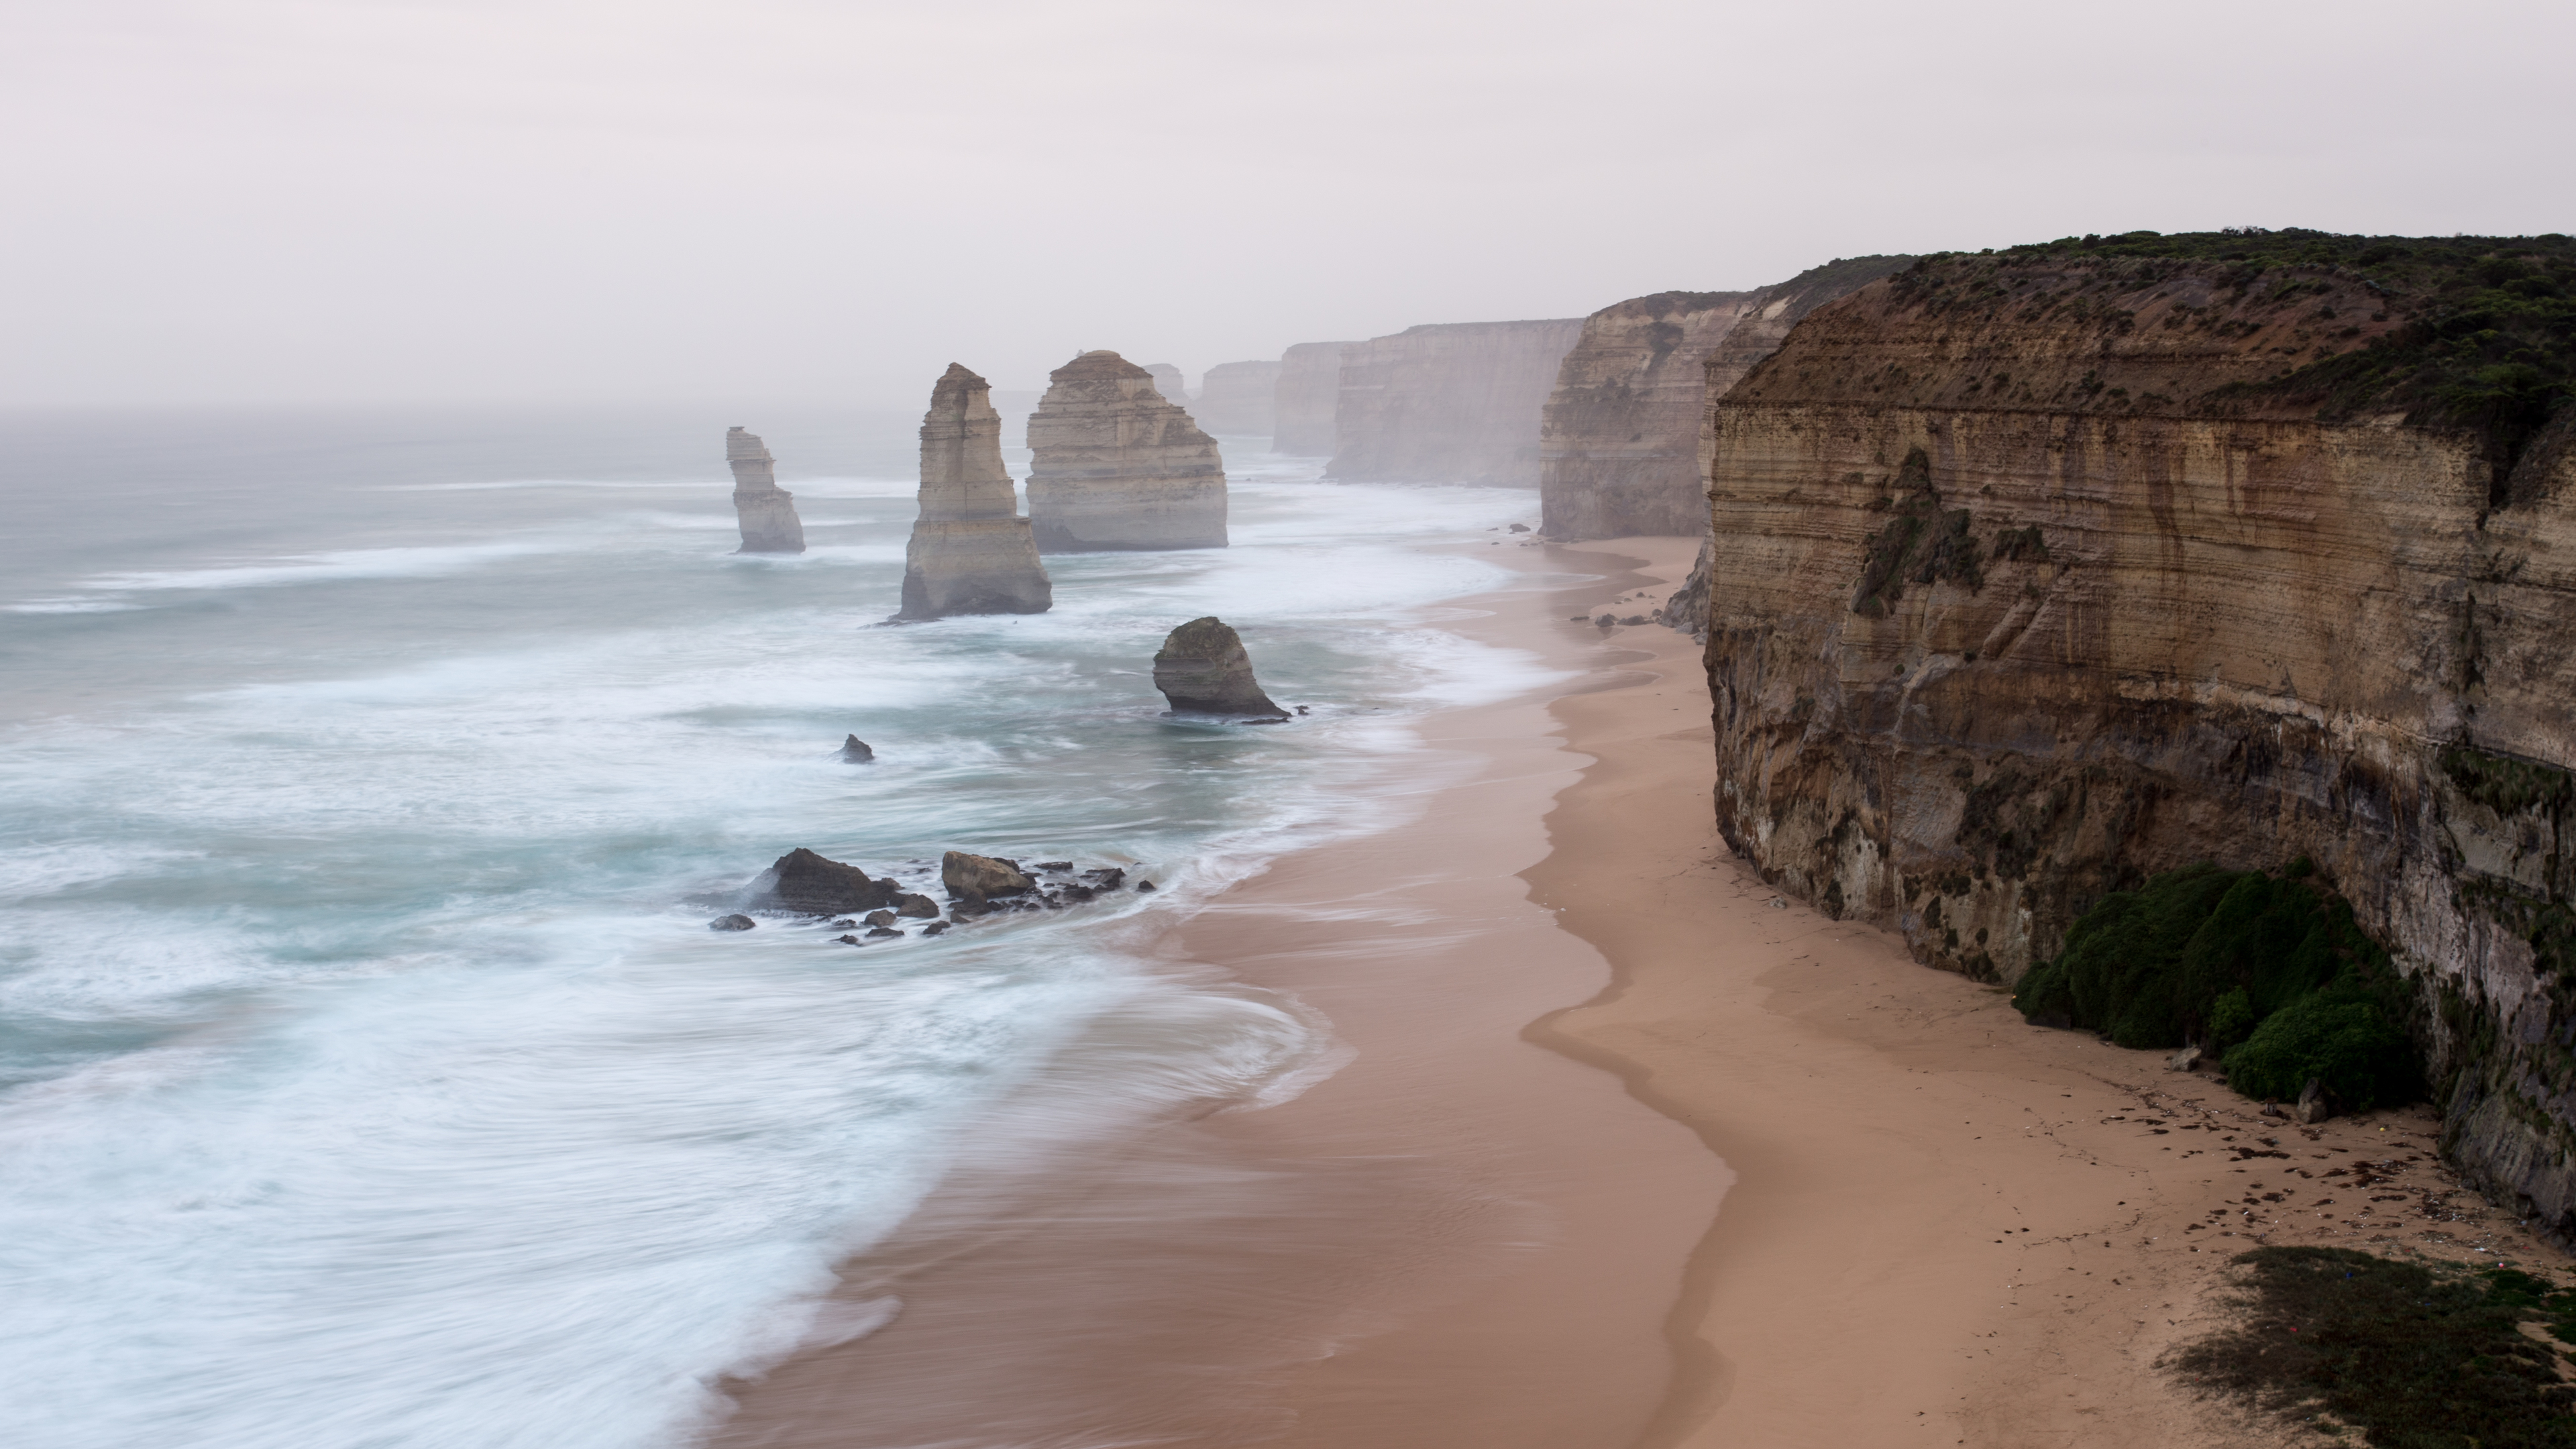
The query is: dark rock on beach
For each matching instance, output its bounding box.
[922,921,950,936]
[895,893,940,918]
[863,910,897,927]
[1081,866,1126,890]
[708,914,757,931]
[840,735,875,763]
[1152,616,1285,718]
[865,925,902,939]
[943,851,1034,906]
[754,848,903,914]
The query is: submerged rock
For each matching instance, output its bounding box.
[1152,617,1285,718]
[840,735,876,763]
[898,364,1055,621]
[922,920,950,936]
[865,925,903,939]
[1026,351,1227,552]
[727,428,806,554]
[943,850,1034,906]
[863,910,897,927]
[753,847,902,914]
[894,893,940,918]
[708,914,757,931]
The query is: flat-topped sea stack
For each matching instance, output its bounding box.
[1152,616,1284,718]
[1143,363,1190,407]
[1326,319,1584,484]
[896,364,1053,621]
[726,427,806,553]
[1026,351,1228,552]
[1271,341,1352,456]
[1538,258,1911,539]
[1194,360,1281,438]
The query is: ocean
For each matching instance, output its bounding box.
[0,406,1556,1448]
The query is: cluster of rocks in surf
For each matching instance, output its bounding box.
[706,847,1153,943]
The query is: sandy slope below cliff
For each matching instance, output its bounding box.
[1528,549,2573,1449]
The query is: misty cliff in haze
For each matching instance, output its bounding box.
[1324,319,1582,485]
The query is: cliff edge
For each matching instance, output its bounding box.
[1694,228,2576,1232]
[1325,319,1582,485]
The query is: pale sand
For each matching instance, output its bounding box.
[720,534,2570,1448]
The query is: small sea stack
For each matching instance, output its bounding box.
[751,847,902,914]
[1142,362,1189,406]
[1152,616,1285,718]
[839,735,875,763]
[726,427,806,553]
[1026,351,1228,552]
[897,365,1054,621]
[942,851,1034,914]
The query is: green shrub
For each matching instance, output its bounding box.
[2208,987,2257,1051]
[2222,986,2420,1110]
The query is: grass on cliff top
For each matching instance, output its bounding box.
[2011,860,2420,1112]
[2175,1248,2576,1448]
[1907,227,2576,494]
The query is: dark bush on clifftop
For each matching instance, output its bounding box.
[2010,861,2418,1110]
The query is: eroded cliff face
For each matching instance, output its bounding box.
[1144,363,1191,407]
[1325,319,1582,485]
[1273,341,1350,456]
[727,427,806,553]
[1697,240,2576,1232]
[1540,258,1911,541]
[1195,360,1281,439]
[1026,350,1228,551]
[898,364,1053,620]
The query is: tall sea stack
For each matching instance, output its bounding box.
[1272,341,1351,456]
[1026,351,1228,552]
[1325,319,1584,485]
[727,427,806,553]
[896,365,1053,621]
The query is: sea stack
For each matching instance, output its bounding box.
[727,427,806,553]
[1152,617,1284,718]
[896,365,1053,621]
[1195,360,1281,438]
[1143,363,1190,406]
[1025,352,1228,552]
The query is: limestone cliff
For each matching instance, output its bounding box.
[1693,231,2576,1230]
[1026,350,1228,551]
[898,364,1053,620]
[726,427,806,553]
[1326,319,1583,485]
[1541,259,1912,540]
[1144,363,1191,408]
[1195,360,1281,439]
[1273,341,1350,457]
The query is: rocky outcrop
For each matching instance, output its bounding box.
[839,735,875,763]
[898,364,1054,621]
[1690,233,2576,1234]
[1143,363,1190,407]
[1025,351,1228,551]
[1541,258,1911,539]
[1326,319,1583,484]
[1273,341,1353,456]
[754,848,902,914]
[1153,616,1284,718]
[943,850,1034,906]
[727,427,806,553]
[1195,360,1282,439]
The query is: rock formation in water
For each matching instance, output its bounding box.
[1195,360,1282,439]
[1688,231,2576,1232]
[1272,341,1353,456]
[754,847,902,914]
[898,364,1054,620]
[1025,351,1228,551]
[1153,616,1284,718]
[1143,363,1190,407]
[1325,319,1584,484]
[943,850,1034,908]
[727,427,806,553]
[839,735,875,763]
[1539,258,1911,541]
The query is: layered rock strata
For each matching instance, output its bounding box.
[898,365,1054,620]
[1272,341,1353,455]
[726,427,806,553]
[1152,616,1284,718]
[1540,258,1911,540]
[1326,319,1583,484]
[1025,351,1228,551]
[1692,237,2576,1232]
[1194,360,1283,438]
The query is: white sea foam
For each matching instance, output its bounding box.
[84,539,580,593]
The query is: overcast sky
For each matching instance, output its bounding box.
[5,0,2571,409]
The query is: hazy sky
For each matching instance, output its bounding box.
[6,0,2571,408]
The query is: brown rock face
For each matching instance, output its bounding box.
[727,427,806,553]
[1194,360,1282,439]
[942,850,1034,905]
[1152,616,1284,717]
[1540,258,1912,540]
[1026,351,1228,552]
[1273,341,1352,457]
[1693,250,2576,1233]
[757,848,900,914]
[899,365,1054,621]
[1326,319,1583,484]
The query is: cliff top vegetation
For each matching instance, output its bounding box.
[1907,228,2576,494]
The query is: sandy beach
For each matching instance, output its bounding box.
[720,535,2571,1448]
